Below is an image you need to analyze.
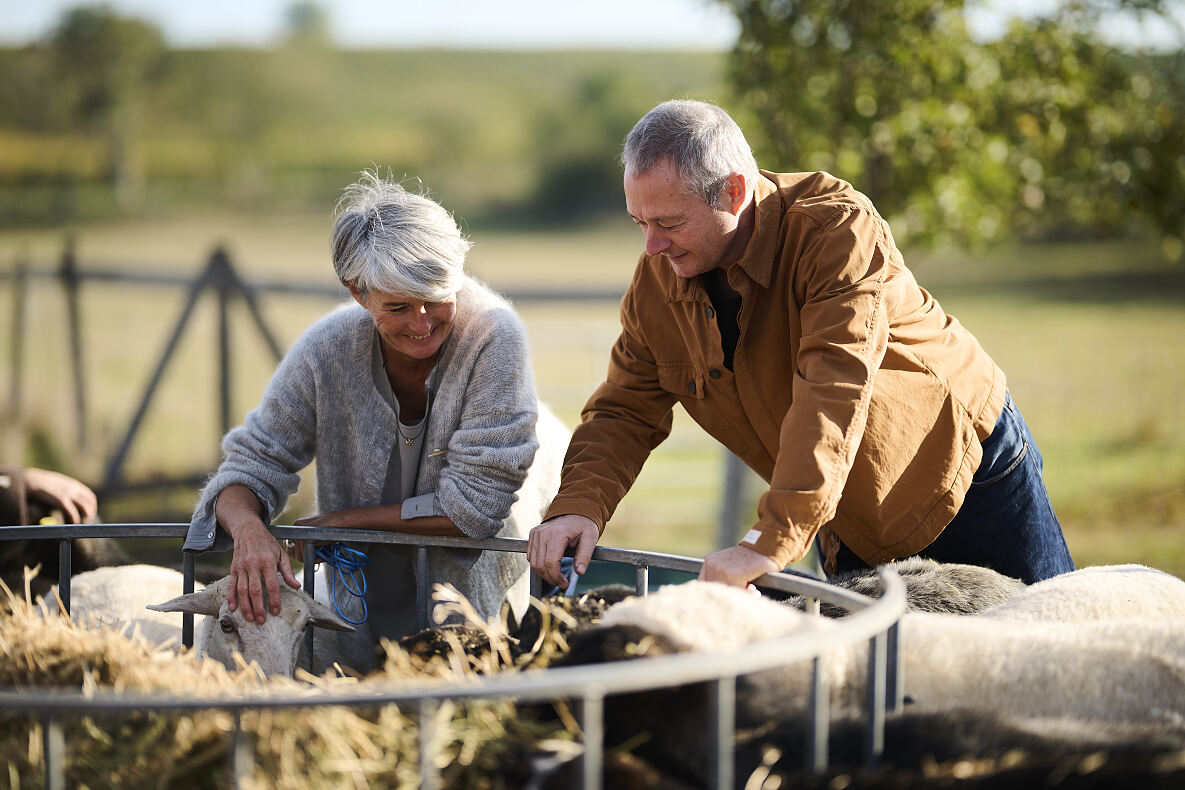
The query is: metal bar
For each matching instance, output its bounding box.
[57,540,72,614]
[580,688,604,790]
[808,654,830,773]
[231,710,253,788]
[42,718,64,790]
[416,547,429,630]
[419,699,440,790]
[806,596,820,616]
[887,621,904,712]
[0,524,883,606]
[709,674,736,790]
[864,631,887,767]
[182,552,195,649]
[634,564,649,597]
[304,542,316,669]
[529,571,542,600]
[59,236,87,452]
[101,266,212,489]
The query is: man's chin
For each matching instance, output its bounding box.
[667,254,701,278]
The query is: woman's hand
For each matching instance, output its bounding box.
[23,468,98,524]
[216,485,300,624]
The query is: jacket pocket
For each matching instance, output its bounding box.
[656,361,705,400]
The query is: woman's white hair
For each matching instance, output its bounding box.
[622,99,759,209]
[331,170,471,302]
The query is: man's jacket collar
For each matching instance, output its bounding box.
[668,171,781,302]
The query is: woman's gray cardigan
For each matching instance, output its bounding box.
[185,275,539,626]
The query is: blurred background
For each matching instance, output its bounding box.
[1,0,1182,575]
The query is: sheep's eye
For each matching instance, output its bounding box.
[219,616,235,634]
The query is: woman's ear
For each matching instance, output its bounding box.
[346,283,366,307]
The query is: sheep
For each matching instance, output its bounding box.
[42,563,197,648]
[147,571,356,676]
[43,564,355,676]
[780,556,1026,617]
[978,562,1185,623]
[558,573,1185,785]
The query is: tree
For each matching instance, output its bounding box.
[48,5,166,211]
[720,0,1184,253]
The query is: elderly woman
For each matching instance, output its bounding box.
[185,173,546,668]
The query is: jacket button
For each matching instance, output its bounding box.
[709,368,722,379]
[706,305,716,319]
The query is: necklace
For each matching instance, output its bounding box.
[397,418,425,447]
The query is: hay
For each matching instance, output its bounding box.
[0,575,579,790]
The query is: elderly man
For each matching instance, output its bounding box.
[527,99,1073,591]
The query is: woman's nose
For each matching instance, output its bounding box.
[410,305,431,327]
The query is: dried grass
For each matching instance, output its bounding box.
[0,573,581,789]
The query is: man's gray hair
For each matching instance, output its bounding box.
[622,100,759,209]
[331,171,471,302]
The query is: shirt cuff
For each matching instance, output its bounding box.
[739,524,809,569]
[401,492,443,520]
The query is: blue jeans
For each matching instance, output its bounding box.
[828,392,1075,584]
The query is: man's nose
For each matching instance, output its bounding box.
[644,227,671,256]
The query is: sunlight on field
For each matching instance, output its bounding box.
[2,218,1183,574]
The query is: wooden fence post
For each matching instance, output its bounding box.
[59,235,88,453]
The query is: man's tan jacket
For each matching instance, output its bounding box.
[545,171,1006,568]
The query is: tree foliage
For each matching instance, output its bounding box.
[721,0,1185,255]
[46,5,166,210]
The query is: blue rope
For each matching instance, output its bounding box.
[315,543,370,625]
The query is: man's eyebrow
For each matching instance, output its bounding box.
[627,211,683,223]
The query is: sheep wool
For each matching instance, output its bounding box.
[979,563,1185,623]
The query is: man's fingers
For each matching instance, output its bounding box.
[573,530,596,577]
[227,570,239,611]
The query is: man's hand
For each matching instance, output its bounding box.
[527,515,599,589]
[23,468,98,525]
[699,544,780,589]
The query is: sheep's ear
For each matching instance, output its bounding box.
[147,587,222,617]
[306,597,356,633]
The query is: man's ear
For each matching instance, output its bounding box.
[724,172,748,215]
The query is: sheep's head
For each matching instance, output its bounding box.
[147,575,355,676]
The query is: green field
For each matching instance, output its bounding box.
[2,216,1182,576]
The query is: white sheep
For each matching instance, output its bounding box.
[46,564,355,676]
[590,571,1185,725]
[563,572,1185,784]
[45,563,198,649]
[978,563,1185,623]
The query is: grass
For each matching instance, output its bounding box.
[1,216,1183,576]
